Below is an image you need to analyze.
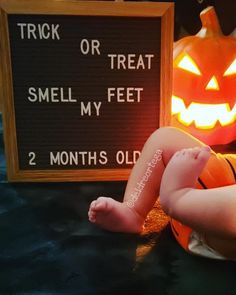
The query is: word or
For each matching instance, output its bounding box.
[80,39,101,55]
[126,149,163,208]
[17,23,60,40]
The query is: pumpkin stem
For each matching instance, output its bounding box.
[197,6,223,37]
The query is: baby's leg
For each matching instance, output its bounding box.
[88,127,209,233]
[160,146,211,200]
[160,146,211,213]
[160,147,236,259]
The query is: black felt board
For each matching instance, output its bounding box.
[8,15,161,170]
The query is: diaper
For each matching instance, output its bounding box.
[188,231,227,260]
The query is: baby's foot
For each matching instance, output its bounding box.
[160,146,211,208]
[88,196,144,233]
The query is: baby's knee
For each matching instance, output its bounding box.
[227,220,236,238]
[223,206,236,238]
[146,126,179,146]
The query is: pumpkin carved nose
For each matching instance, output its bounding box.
[205,76,220,90]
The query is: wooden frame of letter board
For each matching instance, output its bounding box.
[0,0,174,182]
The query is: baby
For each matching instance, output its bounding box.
[88,127,236,260]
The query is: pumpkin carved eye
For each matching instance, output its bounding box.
[177,54,201,76]
[224,58,236,76]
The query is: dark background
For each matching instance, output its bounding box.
[147,0,235,39]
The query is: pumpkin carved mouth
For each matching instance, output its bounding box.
[172,95,236,129]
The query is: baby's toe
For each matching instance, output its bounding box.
[181,149,188,155]
[89,200,97,210]
[173,150,181,158]
[197,146,211,162]
[191,147,201,159]
[88,211,96,222]
[94,197,108,211]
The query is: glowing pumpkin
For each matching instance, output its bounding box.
[171,6,236,145]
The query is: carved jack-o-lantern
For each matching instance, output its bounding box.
[171,7,236,145]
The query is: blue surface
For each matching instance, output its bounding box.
[1,113,236,295]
